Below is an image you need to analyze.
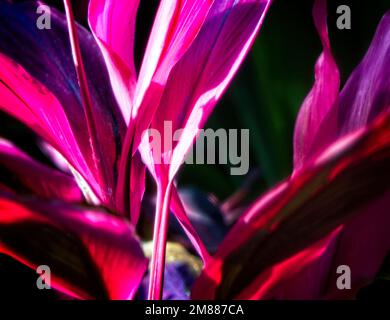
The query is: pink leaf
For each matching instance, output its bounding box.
[0,139,82,202]
[88,0,139,122]
[192,111,390,299]
[293,0,340,170]
[149,0,272,180]
[0,52,97,193]
[0,2,126,210]
[145,0,272,300]
[0,192,147,300]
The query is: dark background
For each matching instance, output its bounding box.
[0,0,389,300]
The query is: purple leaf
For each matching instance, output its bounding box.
[337,11,390,135]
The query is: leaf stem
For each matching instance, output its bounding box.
[63,0,103,186]
[148,178,173,300]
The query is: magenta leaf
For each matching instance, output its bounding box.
[0,52,94,191]
[131,0,214,141]
[323,192,390,299]
[293,0,340,170]
[113,0,217,226]
[193,4,390,299]
[295,5,390,170]
[145,0,272,180]
[0,192,147,299]
[143,0,272,300]
[0,1,126,210]
[112,1,272,291]
[88,0,139,122]
[0,139,82,202]
[192,112,390,299]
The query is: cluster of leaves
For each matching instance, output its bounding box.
[0,0,389,300]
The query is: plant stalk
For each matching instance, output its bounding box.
[148,178,173,300]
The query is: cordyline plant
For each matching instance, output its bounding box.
[0,0,388,301]
[0,0,271,299]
